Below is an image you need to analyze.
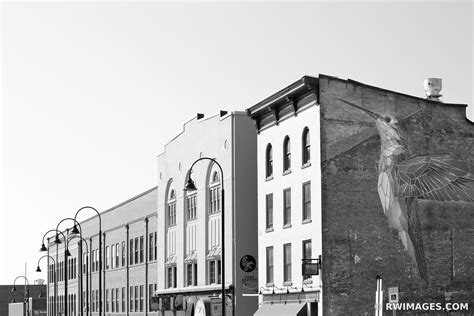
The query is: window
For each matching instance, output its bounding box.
[115,243,119,268]
[302,127,310,165]
[283,243,292,282]
[130,286,134,312]
[149,233,154,261]
[106,289,110,312]
[265,143,273,178]
[140,285,144,312]
[283,136,291,172]
[122,287,126,313]
[303,181,311,221]
[140,236,144,263]
[283,188,291,226]
[111,245,115,269]
[134,237,139,264]
[187,194,197,220]
[303,240,312,280]
[209,172,221,214]
[208,259,221,284]
[129,239,134,265]
[115,288,119,313]
[186,263,197,286]
[106,246,110,269]
[154,232,157,261]
[266,246,274,284]
[168,189,177,226]
[135,286,139,312]
[167,266,177,288]
[111,288,115,312]
[266,194,273,230]
[122,241,126,266]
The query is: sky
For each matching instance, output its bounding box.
[1,1,472,284]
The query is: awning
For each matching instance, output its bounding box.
[206,247,222,258]
[184,252,197,262]
[253,302,307,316]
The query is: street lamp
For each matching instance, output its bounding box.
[67,233,90,316]
[184,157,226,316]
[12,275,30,316]
[36,255,56,315]
[40,229,65,316]
[56,217,82,316]
[74,206,102,316]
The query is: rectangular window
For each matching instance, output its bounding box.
[303,239,312,280]
[168,202,176,226]
[209,261,216,284]
[140,285,144,312]
[209,187,221,214]
[149,232,154,261]
[283,243,292,282]
[122,241,126,266]
[130,286,134,312]
[111,245,115,269]
[115,243,120,268]
[187,194,197,220]
[266,194,273,229]
[134,237,139,264]
[106,246,110,269]
[106,289,109,312]
[134,286,139,312]
[140,236,144,263]
[266,246,274,284]
[167,266,176,288]
[283,188,291,226]
[111,288,115,312]
[187,263,193,286]
[129,239,134,265]
[115,288,119,313]
[154,232,157,261]
[193,263,198,286]
[122,287,125,313]
[303,182,311,221]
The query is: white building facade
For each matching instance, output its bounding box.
[156,111,258,316]
[247,76,323,316]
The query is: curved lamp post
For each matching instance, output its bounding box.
[55,217,82,316]
[12,275,30,316]
[36,255,56,314]
[74,206,102,316]
[67,233,89,316]
[184,157,226,316]
[40,229,65,316]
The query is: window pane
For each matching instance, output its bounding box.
[266,246,273,284]
[284,189,291,225]
[303,182,311,220]
[283,243,292,282]
[266,194,273,229]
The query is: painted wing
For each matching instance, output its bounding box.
[395,154,474,202]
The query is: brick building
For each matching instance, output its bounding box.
[248,74,474,315]
[155,111,258,316]
[45,187,158,316]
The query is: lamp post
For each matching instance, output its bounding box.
[74,206,102,316]
[36,255,56,316]
[184,157,226,316]
[12,276,30,316]
[40,229,65,316]
[67,233,89,316]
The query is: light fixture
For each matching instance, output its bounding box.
[65,249,71,257]
[39,243,47,252]
[71,225,80,234]
[54,235,62,244]
[11,286,16,292]
[184,177,197,191]
[36,266,41,272]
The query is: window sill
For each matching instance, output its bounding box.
[282,224,292,229]
[302,219,312,225]
[303,278,313,284]
[265,176,274,182]
[301,162,311,169]
[265,282,274,288]
[283,281,293,286]
[265,227,274,233]
[282,169,291,176]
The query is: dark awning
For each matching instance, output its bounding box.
[253,302,306,316]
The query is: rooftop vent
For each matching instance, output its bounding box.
[197,113,204,120]
[424,78,442,102]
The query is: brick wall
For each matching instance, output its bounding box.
[319,76,474,315]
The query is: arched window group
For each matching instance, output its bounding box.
[265,127,310,178]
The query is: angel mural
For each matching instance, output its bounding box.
[338,99,474,281]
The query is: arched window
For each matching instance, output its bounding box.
[265,144,273,178]
[283,136,291,172]
[302,127,310,165]
[211,171,220,184]
[209,170,221,214]
[168,189,176,227]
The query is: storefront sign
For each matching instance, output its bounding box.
[240,255,256,272]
